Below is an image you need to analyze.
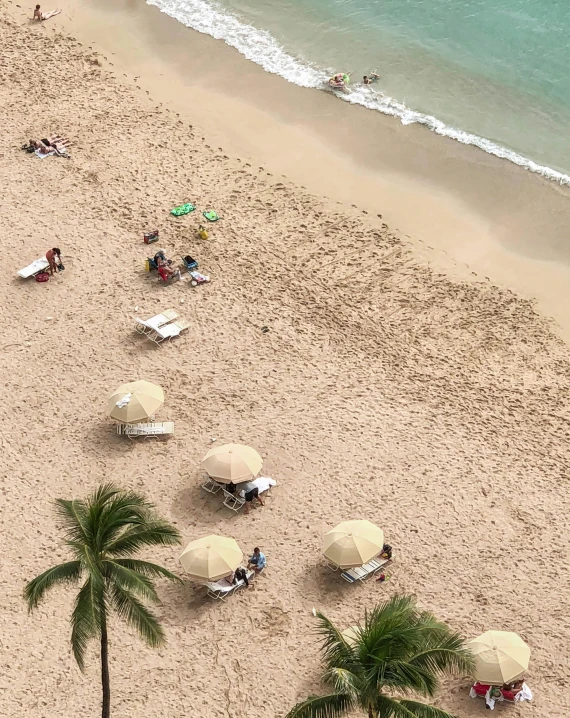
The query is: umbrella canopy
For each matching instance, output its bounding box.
[108,380,164,423]
[341,626,360,646]
[201,443,262,484]
[179,535,242,581]
[467,631,530,685]
[323,520,384,569]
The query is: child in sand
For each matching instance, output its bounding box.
[33,5,61,21]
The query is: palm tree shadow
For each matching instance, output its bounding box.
[170,484,227,525]
[159,580,222,626]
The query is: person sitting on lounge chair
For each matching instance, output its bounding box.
[230,567,249,587]
[380,543,392,559]
[247,547,266,574]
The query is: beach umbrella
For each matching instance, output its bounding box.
[467,631,530,685]
[179,534,242,581]
[108,380,164,423]
[341,626,360,645]
[201,443,262,484]
[323,520,384,569]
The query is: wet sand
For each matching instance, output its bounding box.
[1,4,570,718]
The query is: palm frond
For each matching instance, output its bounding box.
[70,577,105,671]
[103,561,160,603]
[286,693,355,718]
[314,611,360,673]
[324,667,361,700]
[55,498,90,544]
[396,699,458,718]
[373,659,438,697]
[24,561,82,611]
[409,640,474,681]
[93,489,156,549]
[109,584,166,647]
[112,558,183,583]
[105,523,182,556]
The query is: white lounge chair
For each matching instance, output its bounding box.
[222,489,245,512]
[134,308,178,336]
[147,317,191,346]
[121,421,174,439]
[341,555,392,584]
[201,475,223,494]
[205,569,254,600]
[18,258,50,279]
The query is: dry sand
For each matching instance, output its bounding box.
[1,8,570,718]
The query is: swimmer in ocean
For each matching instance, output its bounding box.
[363,69,380,85]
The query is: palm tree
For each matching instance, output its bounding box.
[287,594,474,718]
[24,483,182,718]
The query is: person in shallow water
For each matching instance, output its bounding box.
[363,70,380,85]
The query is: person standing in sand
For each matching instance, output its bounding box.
[46,247,62,275]
[33,5,61,21]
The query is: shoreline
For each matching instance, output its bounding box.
[3,6,570,718]
[19,0,570,337]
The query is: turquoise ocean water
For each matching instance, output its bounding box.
[148,0,570,183]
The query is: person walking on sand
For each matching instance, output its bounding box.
[33,5,61,21]
[46,247,62,275]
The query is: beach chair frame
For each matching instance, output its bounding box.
[201,475,223,494]
[222,489,245,512]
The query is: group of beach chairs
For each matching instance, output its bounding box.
[201,475,276,513]
[134,308,190,346]
[325,554,393,584]
[116,421,175,439]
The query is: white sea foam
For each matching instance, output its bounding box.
[147,0,570,186]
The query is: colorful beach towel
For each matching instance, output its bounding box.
[202,210,220,222]
[170,203,195,216]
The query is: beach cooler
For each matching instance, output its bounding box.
[144,230,159,244]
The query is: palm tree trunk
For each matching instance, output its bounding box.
[100,612,111,718]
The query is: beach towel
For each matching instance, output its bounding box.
[170,203,195,216]
[202,210,219,222]
[35,149,56,159]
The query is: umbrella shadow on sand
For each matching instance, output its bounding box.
[170,483,227,526]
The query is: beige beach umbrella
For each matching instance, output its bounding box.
[323,520,384,569]
[108,380,164,423]
[467,631,530,685]
[201,443,263,484]
[341,626,360,646]
[179,535,242,582]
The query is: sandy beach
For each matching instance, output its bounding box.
[1,4,570,718]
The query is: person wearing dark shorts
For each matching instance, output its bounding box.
[242,481,264,514]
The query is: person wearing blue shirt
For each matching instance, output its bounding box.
[247,547,266,574]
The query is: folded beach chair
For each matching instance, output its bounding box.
[18,258,50,279]
[147,317,190,346]
[122,421,174,439]
[134,309,178,336]
[341,555,392,584]
[223,489,245,513]
[201,475,223,494]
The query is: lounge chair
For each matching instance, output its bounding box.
[120,421,174,439]
[147,317,190,346]
[201,475,223,494]
[341,555,393,584]
[222,489,245,512]
[134,309,178,336]
[18,258,50,279]
[205,569,254,600]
